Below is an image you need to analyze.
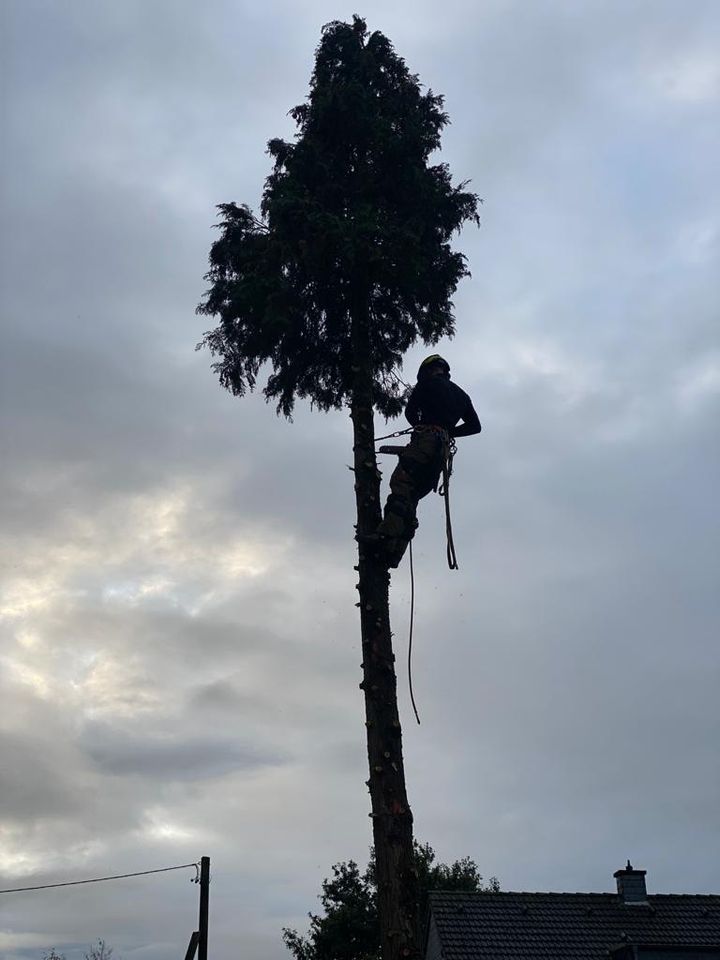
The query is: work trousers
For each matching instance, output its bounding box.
[377,427,448,567]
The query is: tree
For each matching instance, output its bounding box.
[41,944,117,960]
[84,941,115,960]
[282,842,498,960]
[197,17,479,960]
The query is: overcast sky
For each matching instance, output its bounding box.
[1,1,719,957]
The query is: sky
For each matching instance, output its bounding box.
[1,0,719,957]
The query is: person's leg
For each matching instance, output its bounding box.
[376,460,418,547]
[375,432,444,567]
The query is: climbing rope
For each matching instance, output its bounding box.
[438,438,459,570]
[407,540,420,725]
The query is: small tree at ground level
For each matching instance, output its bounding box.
[198,17,480,960]
[84,941,114,960]
[42,943,118,960]
[283,842,498,960]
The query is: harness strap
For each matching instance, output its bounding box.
[373,427,413,443]
[414,423,450,441]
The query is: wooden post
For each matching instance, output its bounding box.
[198,856,210,960]
[184,931,199,960]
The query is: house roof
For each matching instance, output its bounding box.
[427,891,720,959]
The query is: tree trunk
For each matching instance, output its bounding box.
[351,320,420,960]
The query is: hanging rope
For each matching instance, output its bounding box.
[407,539,420,724]
[438,439,459,570]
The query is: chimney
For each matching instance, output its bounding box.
[614,861,648,904]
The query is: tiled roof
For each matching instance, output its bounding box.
[427,891,720,959]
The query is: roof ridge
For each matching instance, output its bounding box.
[649,893,720,899]
[428,890,720,899]
[430,891,618,897]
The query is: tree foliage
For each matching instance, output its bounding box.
[197,15,479,418]
[84,941,114,960]
[42,943,117,960]
[282,842,498,960]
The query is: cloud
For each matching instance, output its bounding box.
[650,51,720,103]
[79,723,284,779]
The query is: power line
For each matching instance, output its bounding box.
[0,861,199,894]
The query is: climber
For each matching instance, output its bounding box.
[366,354,481,568]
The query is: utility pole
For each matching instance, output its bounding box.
[198,856,210,960]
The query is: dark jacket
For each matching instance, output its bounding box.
[405,376,481,437]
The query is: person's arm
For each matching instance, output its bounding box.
[404,384,422,426]
[451,398,481,438]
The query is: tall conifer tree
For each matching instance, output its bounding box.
[198,17,479,959]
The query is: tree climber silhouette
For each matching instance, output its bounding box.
[366,355,481,568]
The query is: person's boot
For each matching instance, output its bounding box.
[384,541,406,568]
[383,518,418,569]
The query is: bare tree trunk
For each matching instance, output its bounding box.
[351,319,420,960]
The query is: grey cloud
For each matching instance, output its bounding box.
[188,677,252,712]
[0,731,82,821]
[79,721,284,779]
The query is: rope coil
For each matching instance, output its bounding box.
[438,438,459,570]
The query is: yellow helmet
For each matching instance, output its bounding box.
[417,354,450,380]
